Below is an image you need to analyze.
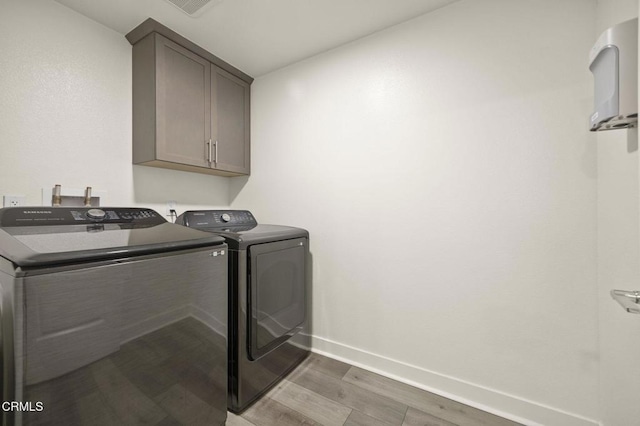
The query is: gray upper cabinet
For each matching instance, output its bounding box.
[128,19,252,177]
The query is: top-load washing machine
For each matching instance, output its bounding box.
[176,210,310,413]
[0,207,228,426]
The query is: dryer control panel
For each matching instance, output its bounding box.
[176,210,257,229]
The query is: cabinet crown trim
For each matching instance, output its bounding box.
[126,18,253,85]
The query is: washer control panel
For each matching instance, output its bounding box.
[176,210,257,229]
[0,207,164,226]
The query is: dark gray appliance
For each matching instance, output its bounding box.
[175,210,310,413]
[0,207,228,426]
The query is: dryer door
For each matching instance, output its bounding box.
[247,237,306,360]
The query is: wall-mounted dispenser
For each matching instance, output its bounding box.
[589,18,638,131]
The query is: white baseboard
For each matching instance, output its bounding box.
[310,335,599,426]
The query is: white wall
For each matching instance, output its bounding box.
[0,0,230,215]
[232,1,599,425]
[594,1,640,425]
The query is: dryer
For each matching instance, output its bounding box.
[176,210,310,413]
[0,207,228,426]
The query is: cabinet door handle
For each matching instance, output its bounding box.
[214,140,218,164]
[207,139,212,163]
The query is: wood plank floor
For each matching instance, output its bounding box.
[226,352,522,426]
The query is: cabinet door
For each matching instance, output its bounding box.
[156,35,211,168]
[211,66,250,174]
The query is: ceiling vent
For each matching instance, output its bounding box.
[164,0,223,17]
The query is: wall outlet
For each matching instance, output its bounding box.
[3,195,26,207]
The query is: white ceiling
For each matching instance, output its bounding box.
[55,0,460,77]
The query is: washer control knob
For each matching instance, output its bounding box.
[221,213,231,223]
[86,208,106,220]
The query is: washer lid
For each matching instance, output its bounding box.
[0,207,225,267]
